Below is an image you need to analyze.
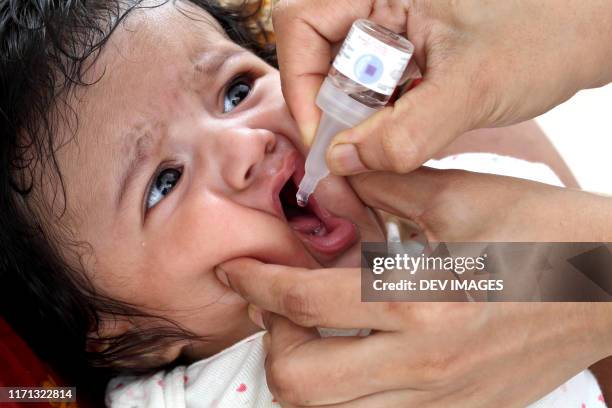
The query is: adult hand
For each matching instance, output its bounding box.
[216,170,612,407]
[273,0,612,175]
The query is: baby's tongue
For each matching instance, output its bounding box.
[288,214,324,235]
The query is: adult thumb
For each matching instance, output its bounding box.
[326,78,474,175]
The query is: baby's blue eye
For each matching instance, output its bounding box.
[223,79,251,113]
[146,168,181,210]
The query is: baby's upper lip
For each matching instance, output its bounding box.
[270,150,301,221]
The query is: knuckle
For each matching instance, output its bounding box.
[383,301,413,321]
[281,280,319,327]
[416,349,462,387]
[271,1,298,32]
[271,6,285,26]
[405,305,478,387]
[466,61,505,127]
[443,302,483,329]
[271,1,291,19]
[267,356,307,404]
[417,170,471,233]
[409,303,455,329]
[390,303,457,332]
[379,108,421,173]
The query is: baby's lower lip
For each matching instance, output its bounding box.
[288,194,358,257]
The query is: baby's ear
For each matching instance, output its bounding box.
[85,316,133,353]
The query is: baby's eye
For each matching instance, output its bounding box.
[223,78,252,113]
[146,168,182,210]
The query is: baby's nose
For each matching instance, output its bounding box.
[218,128,276,191]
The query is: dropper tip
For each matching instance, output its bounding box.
[296,188,310,207]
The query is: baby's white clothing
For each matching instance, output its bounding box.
[106,154,606,408]
[107,332,273,408]
[106,332,604,408]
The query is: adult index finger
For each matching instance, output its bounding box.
[215,257,400,331]
[348,167,454,220]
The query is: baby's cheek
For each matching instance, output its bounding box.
[221,218,319,267]
[180,204,318,268]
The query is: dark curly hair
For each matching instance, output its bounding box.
[0,0,275,402]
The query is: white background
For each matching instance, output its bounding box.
[536,83,612,195]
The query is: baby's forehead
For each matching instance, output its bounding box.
[77,1,241,126]
[54,1,241,221]
[113,1,229,53]
[73,1,235,97]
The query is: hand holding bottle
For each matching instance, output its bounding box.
[273,0,612,175]
[295,19,415,205]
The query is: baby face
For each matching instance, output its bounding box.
[51,1,384,362]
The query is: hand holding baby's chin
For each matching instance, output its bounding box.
[216,257,611,407]
[213,168,612,406]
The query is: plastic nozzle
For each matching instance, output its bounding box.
[296,172,321,207]
[295,181,318,207]
[296,111,349,206]
[296,165,326,207]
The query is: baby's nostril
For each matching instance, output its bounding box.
[245,165,254,181]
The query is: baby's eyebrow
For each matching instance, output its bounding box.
[191,49,248,81]
[115,122,166,211]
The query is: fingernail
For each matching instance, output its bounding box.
[301,123,317,147]
[215,266,229,287]
[328,144,368,175]
[248,304,265,329]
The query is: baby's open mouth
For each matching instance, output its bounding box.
[276,154,358,257]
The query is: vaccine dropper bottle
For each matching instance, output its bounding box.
[296,19,414,206]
